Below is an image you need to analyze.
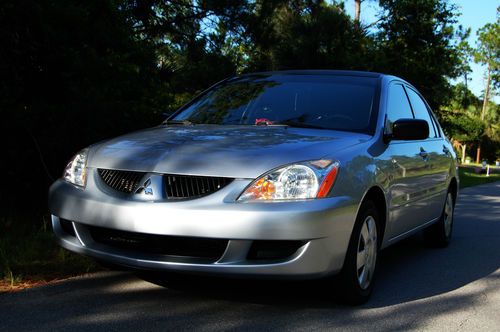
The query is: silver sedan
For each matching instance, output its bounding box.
[49,70,458,304]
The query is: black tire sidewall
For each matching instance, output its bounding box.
[444,192,454,242]
[338,200,380,303]
[425,190,454,247]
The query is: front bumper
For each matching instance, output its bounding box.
[49,172,358,279]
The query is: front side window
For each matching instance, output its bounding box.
[385,84,414,134]
[405,88,436,138]
[173,74,379,134]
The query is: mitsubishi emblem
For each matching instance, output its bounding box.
[136,178,153,195]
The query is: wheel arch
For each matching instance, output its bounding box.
[358,186,388,247]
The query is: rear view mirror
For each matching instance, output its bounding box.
[390,119,429,141]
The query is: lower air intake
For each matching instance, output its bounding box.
[247,240,307,261]
[88,225,228,262]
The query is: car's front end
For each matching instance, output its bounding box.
[50,164,360,278]
[50,123,375,278]
[49,71,381,280]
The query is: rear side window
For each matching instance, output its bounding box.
[405,88,436,138]
[385,84,413,133]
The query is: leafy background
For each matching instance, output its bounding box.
[0,0,498,284]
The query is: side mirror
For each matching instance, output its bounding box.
[389,119,429,141]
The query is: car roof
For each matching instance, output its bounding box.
[231,70,416,98]
[240,69,384,78]
[236,70,411,91]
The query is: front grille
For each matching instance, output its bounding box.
[88,225,228,262]
[98,169,145,193]
[164,174,233,199]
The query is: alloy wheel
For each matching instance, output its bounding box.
[357,216,378,290]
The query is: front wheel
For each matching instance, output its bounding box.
[336,200,379,305]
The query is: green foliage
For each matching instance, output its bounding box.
[441,81,499,163]
[245,1,371,71]
[0,0,496,228]
[119,0,249,109]
[475,7,500,86]
[1,0,162,217]
[376,0,460,109]
[0,223,98,287]
[455,26,473,81]
[1,0,499,284]
[447,83,481,111]
[440,109,485,143]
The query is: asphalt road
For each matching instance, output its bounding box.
[1,182,499,331]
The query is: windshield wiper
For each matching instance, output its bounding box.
[163,119,194,126]
[277,120,327,130]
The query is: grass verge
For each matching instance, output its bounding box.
[458,166,500,189]
[0,216,98,293]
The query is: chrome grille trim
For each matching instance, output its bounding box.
[97,169,145,194]
[97,169,233,199]
[164,174,233,199]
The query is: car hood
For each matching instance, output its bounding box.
[88,125,370,178]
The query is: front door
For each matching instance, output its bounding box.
[382,83,430,239]
[405,87,450,223]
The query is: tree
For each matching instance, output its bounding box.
[0,0,161,218]
[2,0,491,225]
[440,109,485,163]
[355,0,361,22]
[441,83,499,164]
[245,1,371,72]
[455,26,473,95]
[475,12,499,121]
[376,0,460,110]
[473,8,499,162]
[118,0,251,109]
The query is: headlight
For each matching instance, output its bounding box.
[238,160,339,202]
[63,148,88,187]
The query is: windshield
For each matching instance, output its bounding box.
[172,74,379,134]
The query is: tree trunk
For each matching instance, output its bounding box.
[355,0,361,22]
[464,71,468,90]
[481,66,491,121]
[461,144,466,164]
[476,65,491,163]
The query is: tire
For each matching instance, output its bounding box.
[424,191,454,248]
[336,200,380,305]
